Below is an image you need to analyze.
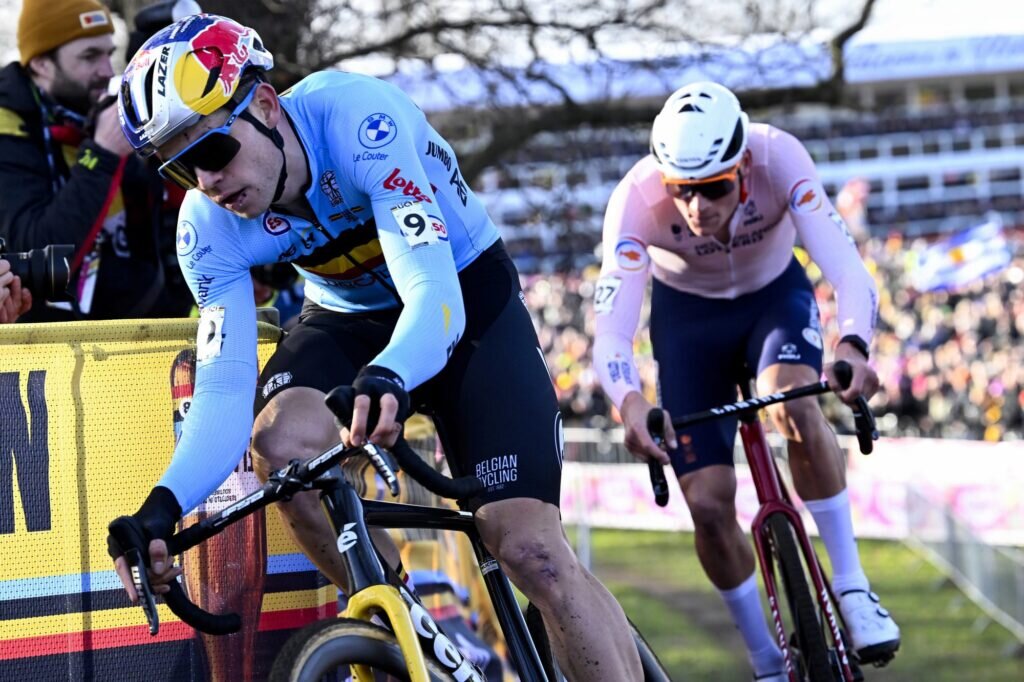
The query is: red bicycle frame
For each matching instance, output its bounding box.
[736,382,854,682]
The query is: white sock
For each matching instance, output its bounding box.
[804,489,869,595]
[719,573,784,676]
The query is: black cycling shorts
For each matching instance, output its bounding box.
[651,256,824,478]
[254,241,563,508]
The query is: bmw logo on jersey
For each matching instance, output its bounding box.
[359,113,397,149]
[177,221,199,256]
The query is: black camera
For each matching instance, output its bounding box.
[0,237,74,301]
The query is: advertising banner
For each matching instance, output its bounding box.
[0,320,334,681]
[561,438,1024,546]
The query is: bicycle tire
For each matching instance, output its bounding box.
[767,513,835,682]
[269,617,456,682]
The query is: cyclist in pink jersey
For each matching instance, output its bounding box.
[594,82,900,680]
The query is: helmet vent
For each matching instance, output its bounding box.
[203,65,222,97]
[677,103,704,113]
[721,118,745,162]
[121,79,143,128]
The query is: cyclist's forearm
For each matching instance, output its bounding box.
[796,219,877,344]
[594,332,642,410]
[370,246,465,390]
[158,359,257,514]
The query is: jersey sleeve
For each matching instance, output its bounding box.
[330,80,465,390]
[156,194,259,514]
[593,177,652,410]
[770,130,878,345]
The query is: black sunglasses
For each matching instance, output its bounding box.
[157,86,255,190]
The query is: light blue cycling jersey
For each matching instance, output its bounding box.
[161,71,500,512]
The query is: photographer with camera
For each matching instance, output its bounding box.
[0,0,191,321]
[0,258,33,323]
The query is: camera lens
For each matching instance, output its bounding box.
[6,244,74,301]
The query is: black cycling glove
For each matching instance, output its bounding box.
[350,365,411,434]
[107,485,182,561]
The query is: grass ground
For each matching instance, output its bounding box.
[572,528,1024,682]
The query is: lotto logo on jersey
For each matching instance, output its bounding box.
[614,238,649,271]
[383,168,433,203]
[263,214,291,236]
[789,178,823,214]
[359,113,398,149]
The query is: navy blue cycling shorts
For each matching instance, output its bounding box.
[650,256,823,478]
[254,241,563,509]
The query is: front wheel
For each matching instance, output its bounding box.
[767,513,835,682]
[269,617,456,682]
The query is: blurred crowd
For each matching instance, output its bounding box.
[522,232,1024,442]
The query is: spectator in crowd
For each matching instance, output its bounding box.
[0,0,191,320]
[518,227,1024,443]
[0,258,32,323]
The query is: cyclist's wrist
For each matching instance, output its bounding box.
[838,334,870,360]
[135,485,182,539]
[353,365,411,423]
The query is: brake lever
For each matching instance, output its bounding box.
[644,409,671,507]
[125,547,160,635]
[851,396,878,455]
[364,443,400,497]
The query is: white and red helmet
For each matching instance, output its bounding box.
[650,81,749,181]
[118,14,273,156]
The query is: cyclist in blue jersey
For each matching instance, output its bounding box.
[106,15,641,679]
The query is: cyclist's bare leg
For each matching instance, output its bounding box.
[251,387,401,594]
[677,465,754,588]
[756,363,845,500]
[475,497,642,681]
[677,467,785,675]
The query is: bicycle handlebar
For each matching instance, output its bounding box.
[643,411,671,507]
[832,360,879,454]
[116,385,485,636]
[324,385,485,501]
[644,360,878,463]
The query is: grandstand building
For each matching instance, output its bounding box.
[398,29,1024,271]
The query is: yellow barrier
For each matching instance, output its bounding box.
[0,319,336,681]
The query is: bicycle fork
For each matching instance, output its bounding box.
[740,418,855,682]
[321,478,486,682]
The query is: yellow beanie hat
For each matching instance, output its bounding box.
[18,0,114,65]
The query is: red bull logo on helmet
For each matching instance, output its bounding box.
[187,17,250,97]
[161,15,254,111]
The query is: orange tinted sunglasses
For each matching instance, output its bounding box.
[662,164,741,200]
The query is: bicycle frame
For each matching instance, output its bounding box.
[734,381,855,682]
[116,440,554,682]
[313,464,552,682]
[658,363,876,681]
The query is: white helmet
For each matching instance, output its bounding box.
[650,81,749,181]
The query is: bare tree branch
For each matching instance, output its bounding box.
[454,0,878,182]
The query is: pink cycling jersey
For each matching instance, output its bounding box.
[594,123,878,409]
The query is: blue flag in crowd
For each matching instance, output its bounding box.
[912,219,1012,292]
